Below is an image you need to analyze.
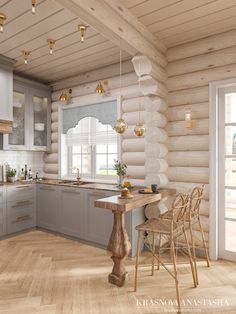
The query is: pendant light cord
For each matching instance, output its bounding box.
[119,39,122,99]
[138,60,141,123]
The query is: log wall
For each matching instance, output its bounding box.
[165,28,236,246]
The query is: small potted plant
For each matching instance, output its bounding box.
[7,168,17,183]
[113,160,127,187]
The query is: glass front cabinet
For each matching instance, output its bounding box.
[3,78,51,151]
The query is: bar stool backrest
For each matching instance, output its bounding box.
[189,185,204,218]
[171,193,190,223]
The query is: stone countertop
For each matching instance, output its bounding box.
[95,188,176,212]
[36,179,124,192]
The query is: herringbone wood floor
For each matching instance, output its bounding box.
[0,230,236,314]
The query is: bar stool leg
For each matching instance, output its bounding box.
[183,228,197,288]
[134,230,142,292]
[198,217,210,267]
[189,222,198,285]
[157,233,162,270]
[170,232,181,314]
[151,232,155,276]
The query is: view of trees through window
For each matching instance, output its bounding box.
[66,117,117,179]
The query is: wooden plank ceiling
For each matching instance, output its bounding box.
[120,0,236,48]
[0,0,130,84]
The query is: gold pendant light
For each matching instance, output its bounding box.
[0,13,6,33]
[47,39,56,55]
[114,42,127,134]
[59,89,72,104]
[95,81,104,95]
[134,61,145,137]
[31,0,36,14]
[22,50,30,65]
[78,24,88,42]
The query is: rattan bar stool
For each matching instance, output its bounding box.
[134,193,197,314]
[186,186,210,286]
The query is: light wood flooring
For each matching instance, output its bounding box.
[0,230,236,314]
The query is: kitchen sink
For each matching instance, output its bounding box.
[58,180,90,186]
[70,181,90,186]
[58,180,76,184]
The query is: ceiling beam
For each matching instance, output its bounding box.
[55,0,167,68]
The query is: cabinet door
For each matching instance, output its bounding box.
[3,84,28,150]
[30,89,51,151]
[7,199,36,234]
[84,190,113,246]
[37,185,59,231]
[60,187,84,238]
[0,203,6,236]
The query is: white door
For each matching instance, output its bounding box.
[218,87,236,261]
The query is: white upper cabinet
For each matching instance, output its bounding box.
[30,88,51,151]
[3,76,51,151]
[0,56,14,133]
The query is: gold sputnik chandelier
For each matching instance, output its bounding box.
[114,42,128,134]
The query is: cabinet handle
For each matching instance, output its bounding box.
[12,200,33,208]
[16,185,32,189]
[13,215,32,223]
[62,188,80,194]
[90,191,105,197]
[39,187,55,191]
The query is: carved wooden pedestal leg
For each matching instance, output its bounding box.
[107,211,131,287]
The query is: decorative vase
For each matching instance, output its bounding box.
[118,175,123,187]
[8,176,16,183]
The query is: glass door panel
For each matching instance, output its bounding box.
[219,88,236,260]
[33,95,48,148]
[8,91,26,148]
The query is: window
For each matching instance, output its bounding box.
[66,117,117,179]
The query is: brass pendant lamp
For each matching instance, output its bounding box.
[0,13,6,33]
[134,61,145,137]
[31,0,36,14]
[114,42,127,134]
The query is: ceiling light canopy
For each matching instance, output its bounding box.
[47,39,56,55]
[78,24,88,42]
[0,13,6,33]
[22,50,30,64]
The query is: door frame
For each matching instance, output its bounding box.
[209,77,236,260]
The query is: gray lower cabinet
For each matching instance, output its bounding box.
[84,190,116,247]
[37,185,59,232]
[6,185,36,234]
[36,185,144,255]
[60,187,84,238]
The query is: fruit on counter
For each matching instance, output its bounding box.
[121,187,130,197]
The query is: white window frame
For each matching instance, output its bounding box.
[209,77,236,260]
[58,95,122,183]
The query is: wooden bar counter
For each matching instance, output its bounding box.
[95,188,176,287]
